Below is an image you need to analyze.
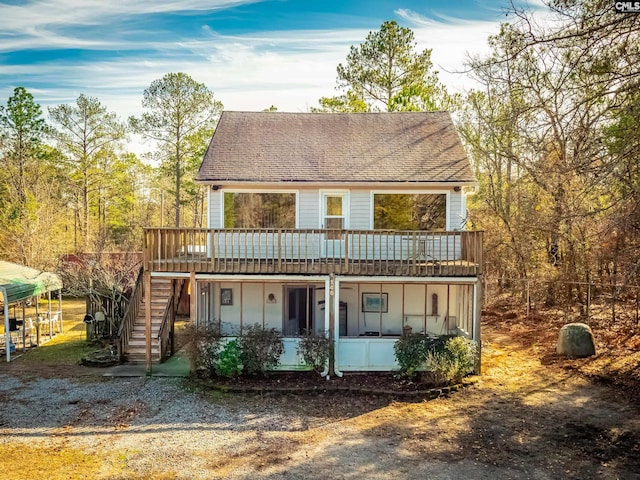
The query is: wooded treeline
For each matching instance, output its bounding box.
[0,73,222,272]
[461,0,640,304]
[1,1,638,304]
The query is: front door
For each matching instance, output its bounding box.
[321,192,347,258]
[284,286,314,335]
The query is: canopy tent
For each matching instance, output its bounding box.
[0,260,63,362]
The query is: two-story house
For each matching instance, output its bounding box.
[132,111,482,374]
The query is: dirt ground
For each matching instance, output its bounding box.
[1,300,639,479]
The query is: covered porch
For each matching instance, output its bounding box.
[0,260,63,362]
[187,273,481,373]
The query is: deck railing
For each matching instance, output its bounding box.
[117,267,143,361]
[157,295,175,362]
[144,228,483,277]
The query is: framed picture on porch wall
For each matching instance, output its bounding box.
[220,288,233,306]
[362,292,388,313]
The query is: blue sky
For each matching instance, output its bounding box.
[0,0,541,122]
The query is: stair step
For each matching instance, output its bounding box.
[131,328,161,333]
[128,340,159,348]
[126,345,160,353]
[133,318,164,323]
[137,311,168,316]
[124,354,160,364]
[131,326,162,332]
[130,331,161,338]
[127,345,159,351]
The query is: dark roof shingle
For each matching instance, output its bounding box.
[195,111,476,184]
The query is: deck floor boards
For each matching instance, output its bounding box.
[150,256,479,277]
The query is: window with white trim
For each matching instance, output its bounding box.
[373,194,446,230]
[224,192,296,228]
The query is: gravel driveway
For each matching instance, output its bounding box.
[0,373,532,479]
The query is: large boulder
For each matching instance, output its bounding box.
[556,323,596,357]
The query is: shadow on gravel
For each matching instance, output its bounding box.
[214,375,640,480]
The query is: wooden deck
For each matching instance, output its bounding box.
[144,228,483,277]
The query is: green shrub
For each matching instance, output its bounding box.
[444,336,477,382]
[422,350,455,386]
[297,330,330,373]
[394,333,476,383]
[215,339,243,377]
[184,322,222,377]
[393,334,453,376]
[238,324,284,375]
[423,336,477,386]
[394,334,428,376]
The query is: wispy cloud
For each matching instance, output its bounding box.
[0,1,259,31]
[0,0,518,125]
[0,0,262,52]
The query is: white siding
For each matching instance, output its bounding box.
[207,186,465,231]
[219,282,240,335]
[298,189,319,228]
[349,190,371,229]
[337,338,398,371]
[209,191,223,228]
[449,190,463,230]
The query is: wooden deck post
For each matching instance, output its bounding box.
[190,271,196,326]
[145,270,152,374]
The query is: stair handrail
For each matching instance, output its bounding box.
[117,267,144,361]
[157,295,175,362]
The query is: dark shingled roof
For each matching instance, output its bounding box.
[196,111,476,184]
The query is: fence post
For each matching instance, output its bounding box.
[636,287,640,326]
[587,281,591,324]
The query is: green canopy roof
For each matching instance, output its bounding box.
[0,260,63,305]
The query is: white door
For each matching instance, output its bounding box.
[321,193,347,258]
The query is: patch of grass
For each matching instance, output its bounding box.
[0,443,179,480]
[22,338,97,364]
[0,443,102,480]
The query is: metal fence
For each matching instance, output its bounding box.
[484,278,640,326]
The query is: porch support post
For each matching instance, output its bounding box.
[47,291,52,336]
[190,271,196,326]
[22,301,26,352]
[333,275,343,377]
[320,277,331,377]
[473,277,483,375]
[3,287,10,362]
[145,270,152,374]
[48,290,53,338]
[58,289,63,334]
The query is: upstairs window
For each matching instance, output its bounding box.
[373,194,446,230]
[224,192,296,228]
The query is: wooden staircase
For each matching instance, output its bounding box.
[124,278,173,363]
